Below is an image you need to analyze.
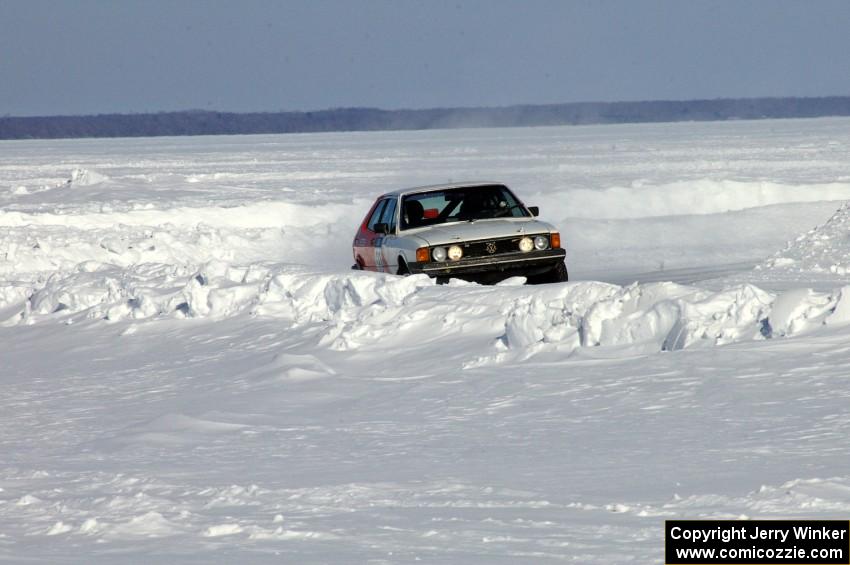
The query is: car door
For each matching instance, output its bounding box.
[354,198,387,271]
[373,197,398,273]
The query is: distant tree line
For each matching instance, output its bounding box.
[2,96,850,140]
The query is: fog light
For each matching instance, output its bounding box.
[533,235,548,250]
[519,237,534,253]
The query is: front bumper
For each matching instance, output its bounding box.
[408,248,566,279]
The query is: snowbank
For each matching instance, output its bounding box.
[0,197,365,284]
[533,179,850,220]
[0,199,364,230]
[6,259,850,361]
[759,202,850,277]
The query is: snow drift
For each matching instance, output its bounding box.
[532,179,850,220]
[7,257,850,362]
[760,202,850,277]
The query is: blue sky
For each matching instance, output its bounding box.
[2,0,850,116]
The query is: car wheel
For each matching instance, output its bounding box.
[550,261,569,283]
[397,257,410,276]
[531,261,568,284]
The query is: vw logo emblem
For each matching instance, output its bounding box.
[485,241,497,254]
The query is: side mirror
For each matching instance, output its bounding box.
[373,222,390,234]
[528,206,539,217]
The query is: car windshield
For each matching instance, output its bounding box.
[400,185,529,230]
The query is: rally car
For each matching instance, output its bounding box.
[351,182,568,284]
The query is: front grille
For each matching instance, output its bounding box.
[458,236,540,258]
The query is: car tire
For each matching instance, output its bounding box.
[550,261,569,283]
[397,258,410,276]
[532,261,568,284]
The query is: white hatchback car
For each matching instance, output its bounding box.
[352,182,568,284]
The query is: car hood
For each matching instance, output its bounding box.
[407,219,556,246]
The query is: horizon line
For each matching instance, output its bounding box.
[4,93,850,120]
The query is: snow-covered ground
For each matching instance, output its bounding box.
[2,118,850,563]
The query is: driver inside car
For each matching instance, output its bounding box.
[404,199,425,228]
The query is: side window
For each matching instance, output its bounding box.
[367,199,387,231]
[379,198,397,232]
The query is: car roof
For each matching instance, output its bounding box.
[378,181,507,199]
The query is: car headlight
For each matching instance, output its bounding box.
[519,236,534,253]
[432,246,447,261]
[534,235,548,250]
[447,245,463,261]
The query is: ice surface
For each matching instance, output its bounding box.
[3,118,850,563]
